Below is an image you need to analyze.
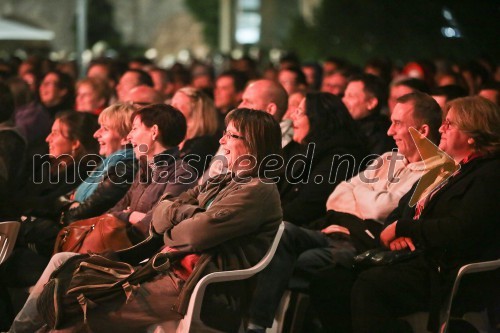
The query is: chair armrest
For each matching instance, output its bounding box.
[177,222,285,333]
[0,221,21,265]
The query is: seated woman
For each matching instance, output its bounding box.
[351,96,500,333]
[14,111,100,221]
[9,108,283,333]
[61,103,138,224]
[280,92,368,225]
[0,111,99,327]
[104,103,197,239]
[171,87,220,178]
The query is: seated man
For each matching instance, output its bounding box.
[246,92,446,332]
[351,96,500,333]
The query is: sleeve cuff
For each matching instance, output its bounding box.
[395,218,414,238]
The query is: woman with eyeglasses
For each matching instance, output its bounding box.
[351,96,500,333]
[9,108,283,333]
[280,92,368,226]
[171,87,219,178]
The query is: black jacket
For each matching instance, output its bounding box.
[62,158,137,224]
[357,113,395,156]
[279,131,368,226]
[389,153,500,272]
[108,147,198,237]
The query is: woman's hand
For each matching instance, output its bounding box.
[129,211,146,224]
[69,202,80,209]
[321,224,350,235]
[389,237,415,251]
[380,221,397,248]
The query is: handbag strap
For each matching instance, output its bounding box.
[63,225,96,253]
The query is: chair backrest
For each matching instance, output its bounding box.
[440,258,500,333]
[0,221,21,265]
[176,221,286,333]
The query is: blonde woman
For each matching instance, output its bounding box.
[62,103,138,223]
[171,87,219,177]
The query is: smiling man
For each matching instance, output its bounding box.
[246,91,447,333]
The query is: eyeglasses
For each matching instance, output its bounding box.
[441,119,457,130]
[223,130,245,140]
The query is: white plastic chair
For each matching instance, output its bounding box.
[173,222,286,333]
[439,258,500,333]
[0,221,21,265]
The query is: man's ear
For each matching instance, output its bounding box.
[72,140,81,153]
[419,124,430,138]
[151,124,159,141]
[366,96,379,111]
[266,103,278,116]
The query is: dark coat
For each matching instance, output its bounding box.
[0,123,27,220]
[108,147,197,237]
[62,157,138,224]
[278,131,368,226]
[357,113,395,156]
[387,154,500,330]
[390,154,500,271]
[12,154,101,221]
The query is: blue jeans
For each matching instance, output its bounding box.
[9,252,79,333]
[247,221,356,327]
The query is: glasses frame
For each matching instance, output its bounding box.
[223,130,246,141]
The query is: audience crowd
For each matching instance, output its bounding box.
[0,51,498,333]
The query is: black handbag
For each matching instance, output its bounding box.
[16,216,62,257]
[353,247,422,269]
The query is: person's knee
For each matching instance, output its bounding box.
[51,252,78,267]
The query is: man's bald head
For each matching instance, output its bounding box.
[239,79,288,121]
[125,85,164,105]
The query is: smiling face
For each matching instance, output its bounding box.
[94,120,126,157]
[219,121,249,171]
[438,107,473,162]
[342,81,375,120]
[291,98,310,144]
[46,119,76,158]
[39,73,67,108]
[127,116,157,160]
[387,102,421,162]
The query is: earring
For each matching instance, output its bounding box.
[467,138,474,145]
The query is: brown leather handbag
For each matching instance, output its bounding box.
[53,214,133,254]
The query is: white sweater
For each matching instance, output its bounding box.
[326,151,446,223]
